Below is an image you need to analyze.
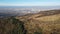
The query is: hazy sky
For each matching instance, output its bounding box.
[0,0,60,6]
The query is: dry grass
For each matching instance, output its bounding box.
[16,13,60,34]
[1,10,60,34]
[35,14,60,21]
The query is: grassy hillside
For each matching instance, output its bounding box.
[16,10,60,34]
[0,10,60,34]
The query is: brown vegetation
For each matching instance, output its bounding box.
[0,10,60,34]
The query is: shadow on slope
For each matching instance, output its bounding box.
[0,17,27,34]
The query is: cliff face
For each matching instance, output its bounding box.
[0,10,60,34]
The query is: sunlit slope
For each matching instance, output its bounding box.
[16,14,60,34]
[16,10,60,34]
[35,14,60,21]
[16,13,60,22]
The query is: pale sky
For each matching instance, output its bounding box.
[0,0,60,6]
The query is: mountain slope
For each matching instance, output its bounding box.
[16,10,60,34]
[0,10,60,34]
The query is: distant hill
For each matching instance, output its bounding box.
[23,9,60,17]
[39,10,60,16]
